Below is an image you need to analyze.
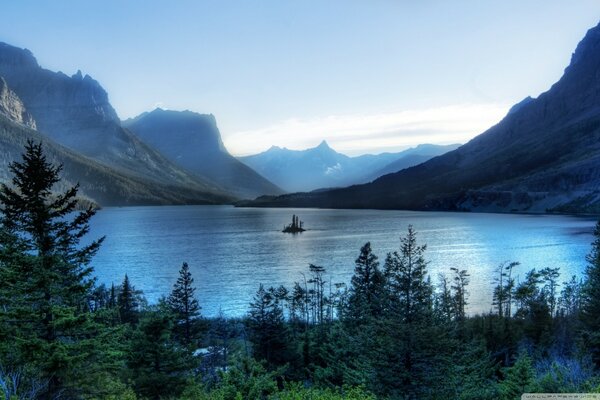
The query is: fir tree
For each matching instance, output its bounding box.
[0,141,104,398]
[581,220,600,366]
[346,242,385,325]
[247,284,291,368]
[127,309,191,400]
[499,353,536,400]
[118,274,140,324]
[167,262,201,346]
[384,225,433,324]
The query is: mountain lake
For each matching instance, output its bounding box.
[87,205,597,316]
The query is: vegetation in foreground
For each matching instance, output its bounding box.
[1,142,600,399]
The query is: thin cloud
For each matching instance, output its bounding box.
[224,103,510,156]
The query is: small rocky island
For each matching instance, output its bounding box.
[283,214,305,233]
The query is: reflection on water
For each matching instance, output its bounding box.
[87,206,597,316]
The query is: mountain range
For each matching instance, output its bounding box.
[239,141,459,192]
[0,108,232,206]
[0,42,289,203]
[242,21,600,213]
[123,108,282,199]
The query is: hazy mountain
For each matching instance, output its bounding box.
[363,143,461,181]
[123,108,283,199]
[242,21,600,214]
[0,113,232,206]
[0,42,231,200]
[239,141,459,192]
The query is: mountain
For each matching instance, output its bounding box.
[123,108,283,199]
[0,77,36,129]
[242,21,600,214]
[0,113,232,206]
[362,143,461,181]
[0,42,232,202]
[239,141,459,192]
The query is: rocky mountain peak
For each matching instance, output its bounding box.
[0,76,36,129]
[567,21,600,70]
[315,140,331,150]
[0,42,39,70]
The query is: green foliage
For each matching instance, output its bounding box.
[346,242,385,325]
[582,221,600,366]
[270,382,376,400]
[126,309,192,400]
[499,353,536,400]
[168,262,202,347]
[0,141,105,398]
[247,284,292,368]
[118,274,143,325]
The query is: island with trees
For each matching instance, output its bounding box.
[282,214,305,233]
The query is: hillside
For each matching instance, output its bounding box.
[242,22,600,213]
[0,42,234,201]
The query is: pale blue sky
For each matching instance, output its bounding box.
[2,1,600,155]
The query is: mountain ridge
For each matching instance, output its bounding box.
[0,42,236,204]
[124,108,283,199]
[239,141,460,192]
[240,21,600,214]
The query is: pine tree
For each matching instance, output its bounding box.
[247,284,291,368]
[127,309,191,400]
[499,353,536,400]
[118,274,140,324]
[167,262,201,346]
[0,140,104,398]
[581,220,600,366]
[384,225,433,324]
[346,242,385,325]
[374,225,440,398]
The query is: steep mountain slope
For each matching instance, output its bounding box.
[363,143,461,182]
[0,114,233,206]
[244,21,600,213]
[239,141,459,192]
[0,42,231,199]
[123,108,283,199]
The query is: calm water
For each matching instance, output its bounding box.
[87,206,597,317]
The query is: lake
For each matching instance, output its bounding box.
[87,206,597,317]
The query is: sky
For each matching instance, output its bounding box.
[2,1,600,156]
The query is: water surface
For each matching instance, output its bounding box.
[87,206,597,316]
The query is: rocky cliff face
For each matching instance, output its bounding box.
[0,43,118,152]
[0,77,35,129]
[244,21,600,214]
[124,108,283,199]
[0,42,233,200]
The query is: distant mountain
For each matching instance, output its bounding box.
[242,21,600,214]
[0,42,232,202]
[123,108,283,199]
[0,114,232,206]
[363,143,461,182]
[239,141,459,192]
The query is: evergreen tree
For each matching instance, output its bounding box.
[247,284,291,368]
[374,225,441,398]
[118,274,140,324]
[168,262,201,346]
[581,220,600,366]
[0,141,104,398]
[499,353,536,400]
[384,225,433,323]
[346,242,385,325]
[127,309,191,399]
